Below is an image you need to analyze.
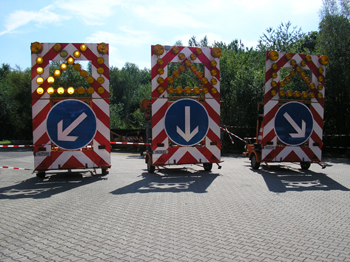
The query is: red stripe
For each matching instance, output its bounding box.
[91,101,110,129]
[94,131,111,153]
[206,129,220,149]
[35,151,63,170]
[151,100,168,128]
[301,146,320,162]
[205,100,220,127]
[262,103,278,126]
[262,129,276,146]
[32,102,51,131]
[310,105,324,129]
[152,129,167,151]
[33,133,50,149]
[197,147,220,163]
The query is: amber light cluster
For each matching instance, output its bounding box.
[268,50,328,99]
[152,44,221,95]
[31,42,108,96]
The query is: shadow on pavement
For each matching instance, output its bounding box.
[111,167,220,194]
[0,171,106,199]
[249,164,350,193]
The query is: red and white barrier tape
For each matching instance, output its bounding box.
[111,142,150,145]
[324,134,350,137]
[221,127,247,144]
[0,145,33,148]
[1,166,31,170]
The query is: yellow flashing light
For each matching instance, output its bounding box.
[60,50,68,58]
[201,78,208,85]
[285,53,292,60]
[36,67,44,75]
[97,57,104,65]
[157,86,164,94]
[36,77,44,85]
[294,91,301,97]
[97,77,104,84]
[280,81,285,87]
[285,75,291,82]
[309,92,315,98]
[269,51,279,61]
[36,87,44,95]
[310,83,316,89]
[176,86,182,94]
[211,47,222,58]
[31,42,43,54]
[57,87,65,95]
[318,67,324,74]
[305,55,312,62]
[304,77,311,84]
[97,43,108,54]
[210,69,217,76]
[211,78,217,85]
[179,65,185,72]
[318,84,323,90]
[157,77,164,84]
[60,63,67,71]
[87,76,94,84]
[279,90,285,97]
[318,92,323,99]
[300,71,306,78]
[190,54,197,60]
[73,51,81,58]
[195,48,202,55]
[97,67,104,74]
[53,44,61,52]
[271,81,277,87]
[300,60,307,67]
[178,53,185,60]
[211,87,218,94]
[290,59,296,66]
[157,58,164,66]
[47,87,55,95]
[319,55,329,65]
[172,46,179,54]
[153,44,164,56]
[36,57,44,65]
[77,87,85,94]
[271,72,277,79]
[318,75,324,82]
[290,71,296,77]
[73,64,81,71]
[196,71,203,79]
[185,60,192,67]
[172,71,180,78]
[67,87,75,95]
[67,57,74,65]
[157,68,164,75]
[167,87,173,94]
[167,76,174,84]
[211,60,217,67]
[80,70,88,77]
[194,87,200,94]
[87,87,94,94]
[47,76,55,84]
[80,44,87,52]
[185,86,191,94]
[296,66,301,72]
[272,63,278,70]
[271,90,277,96]
[203,87,209,94]
[287,90,293,97]
[191,65,197,72]
[54,70,61,77]
[302,91,308,98]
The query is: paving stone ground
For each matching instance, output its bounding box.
[1,147,350,261]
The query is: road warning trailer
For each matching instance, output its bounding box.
[31,42,111,178]
[245,51,329,170]
[145,45,222,173]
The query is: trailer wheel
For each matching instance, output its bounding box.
[36,171,46,179]
[203,163,212,171]
[146,155,155,173]
[251,154,260,169]
[300,162,311,170]
[101,168,109,176]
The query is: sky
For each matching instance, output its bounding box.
[0,0,324,71]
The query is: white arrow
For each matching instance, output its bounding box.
[57,112,87,141]
[283,112,306,138]
[177,106,198,142]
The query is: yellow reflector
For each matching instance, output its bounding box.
[36,67,44,75]
[157,77,164,84]
[211,78,217,85]
[178,53,185,60]
[309,92,315,98]
[36,77,44,85]
[97,87,105,94]
[74,64,81,71]
[296,66,301,72]
[97,67,104,74]
[167,87,174,94]
[80,70,88,77]
[271,90,277,96]
[36,57,43,64]
[157,86,164,94]
[53,44,61,52]
[195,48,202,55]
[287,90,293,97]
[185,60,192,66]
[185,86,191,94]
[319,55,329,65]
[300,60,306,67]
[302,91,308,98]
[36,87,44,95]
[211,47,222,58]
[310,83,316,89]
[97,43,108,54]
[294,91,300,97]
[60,50,68,58]
[318,84,323,90]
[190,54,197,60]
[97,57,104,65]
[60,63,67,70]
[318,67,324,74]
[305,55,312,62]
[318,92,323,99]
[279,90,285,97]
[97,77,104,84]
[67,87,75,95]
[31,42,43,54]
[57,87,65,95]
[157,68,164,74]
[210,69,217,76]
[178,65,185,72]
[153,44,164,56]
[280,81,285,87]
[191,65,197,72]
[80,44,87,52]
[176,86,182,94]
[305,77,311,84]
[271,72,277,78]
[67,57,74,65]
[87,87,94,94]
[203,87,209,94]
[290,71,296,77]
[194,87,200,94]
[172,71,180,78]
[77,86,85,94]
[211,60,217,67]
[172,46,179,54]
[201,78,208,85]
[47,87,55,95]
[300,71,306,78]
[54,70,61,77]
[271,63,278,70]
[73,51,81,58]
[269,50,279,61]
[285,75,291,82]
[87,76,94,84]
[47,76,55,84]
[318,75,324,82]
[167,76,174,84]
[285,53,292,60]
[196,71,203,79]
[290,59,296,66]
[271,81,277,87]
[211,87,218,94]
[157,58,164,66]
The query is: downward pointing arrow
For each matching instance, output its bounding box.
[57,112,87,141]
[283,112,306,138]
[177,106,198,142]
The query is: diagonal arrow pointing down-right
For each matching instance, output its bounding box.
[283,112,306,138]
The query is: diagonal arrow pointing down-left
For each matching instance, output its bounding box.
[57,112,87,141]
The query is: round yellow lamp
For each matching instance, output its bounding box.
[60,63,67,71]
[36,87,44,95]
[36,57,44,64]
[36,77,44,85]
[97,87,105,94]
[67,87,75,95]
[47,87,55,95]
[153,44,164,56]
[77,86,85,94]
[87,87,94,94]
[36,67,44,75]
[57,87,65,95]
[54,70,61,77]
[269,51,279,61]
[47,76,55,84]
[80,44,87,52]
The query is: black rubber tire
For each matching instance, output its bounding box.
[203,163,213,171]
[101,168,108,176]
[147,155,155,173]
[251,154,260,169]
[300,162,311,170]
[36,171,46,179]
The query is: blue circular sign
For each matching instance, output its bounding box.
[274,102,313,146]
[46,99,97,150]
[164,99,209,146]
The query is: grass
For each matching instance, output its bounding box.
[0,140,11,144]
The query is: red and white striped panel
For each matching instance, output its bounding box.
[31,43,110,171]
[262,51,326,162]
[151,46,221,166]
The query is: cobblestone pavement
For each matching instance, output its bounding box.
[1,148,350,261]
